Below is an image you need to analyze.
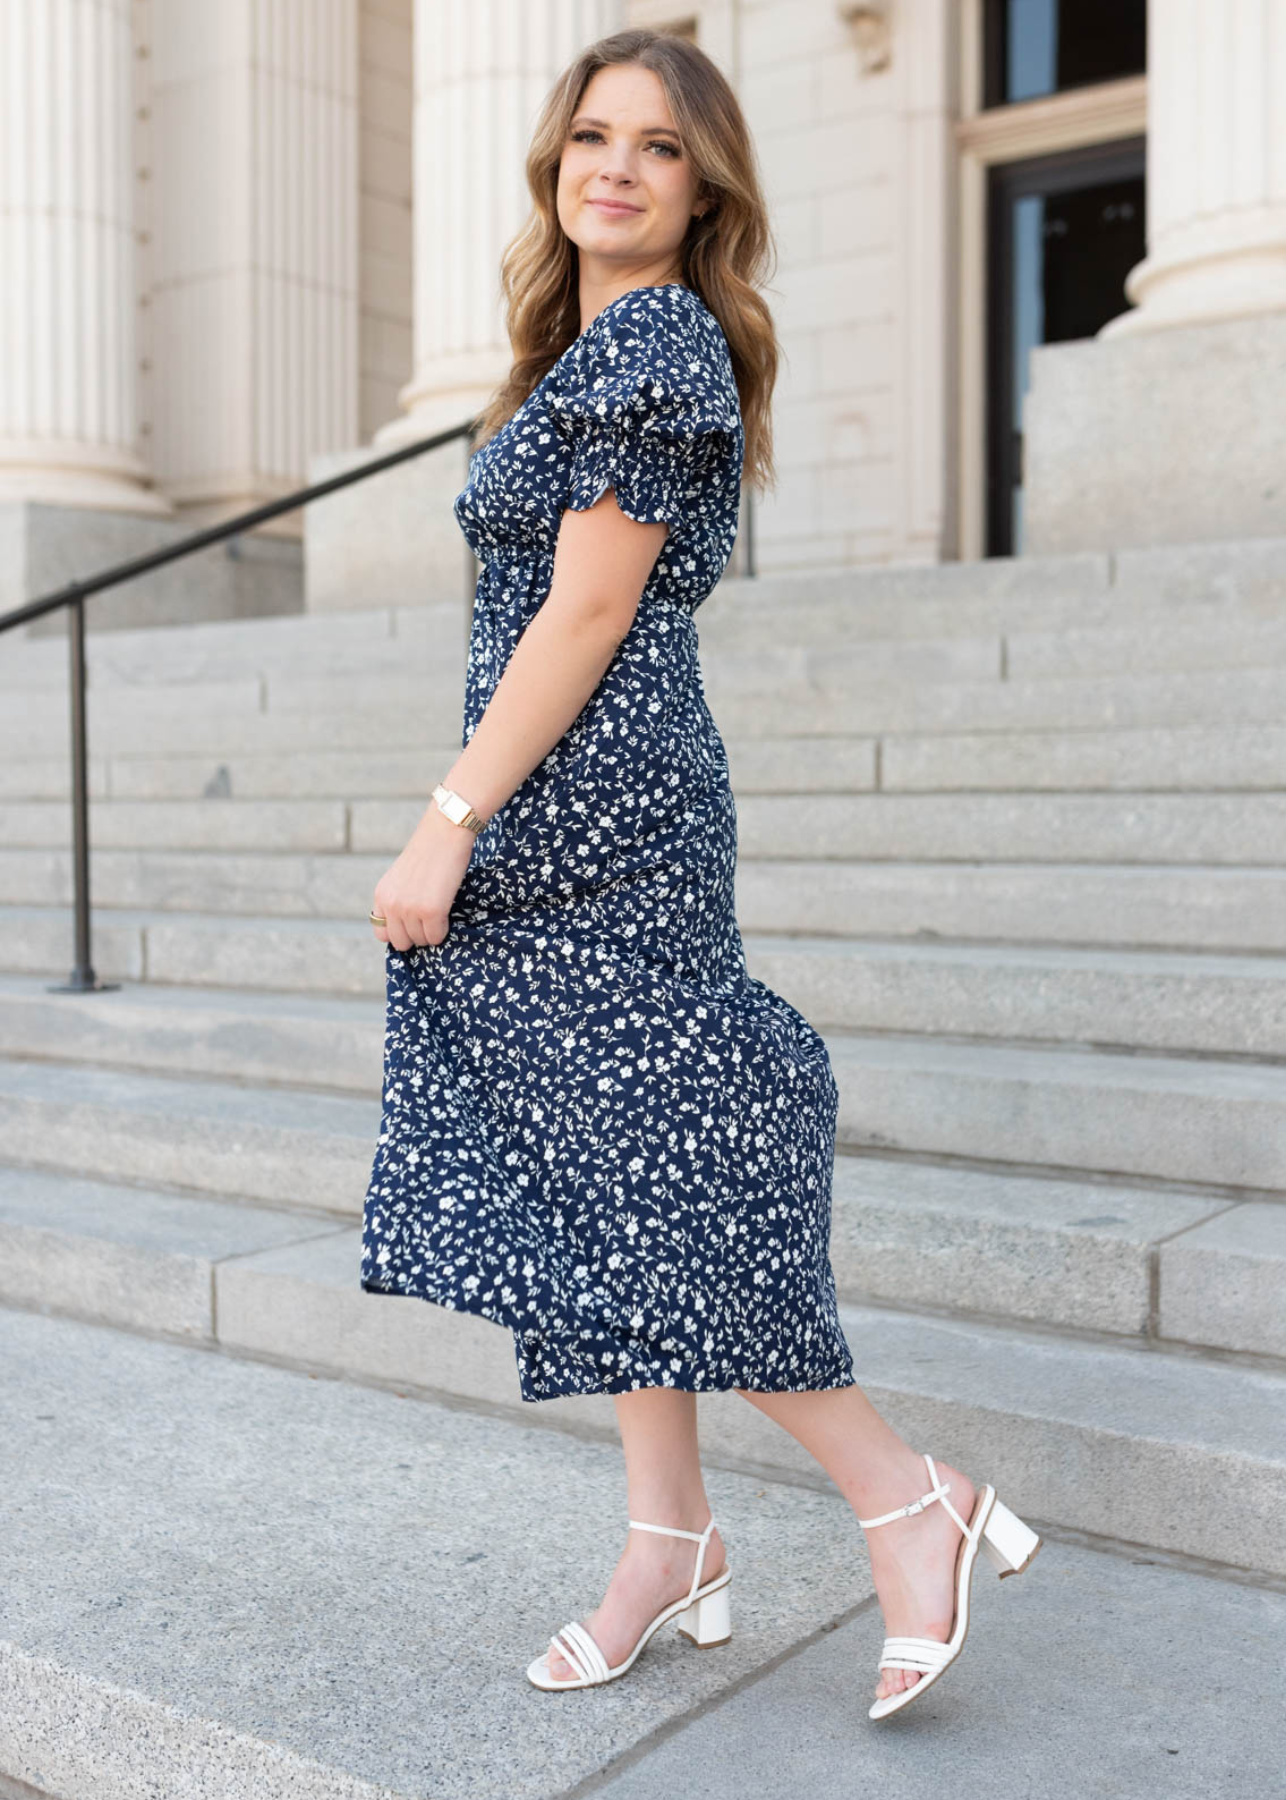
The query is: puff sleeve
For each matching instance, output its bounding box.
[549,293,738,529]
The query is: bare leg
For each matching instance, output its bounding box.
[542,1387,728,1681]
[734,1383,976,1705]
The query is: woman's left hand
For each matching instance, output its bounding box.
[370,804,479,951]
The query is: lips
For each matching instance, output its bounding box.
[588,198,642,214]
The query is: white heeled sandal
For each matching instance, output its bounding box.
[526,1515,732,1691]
[860,1451,1042,1721]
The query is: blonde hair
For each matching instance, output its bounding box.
[473,28,779,494]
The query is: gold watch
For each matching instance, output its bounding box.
[432,782,487,834]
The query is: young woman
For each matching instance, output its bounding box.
[359,28,1040,1720]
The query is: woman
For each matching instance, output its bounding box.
[359,28,1040,1719]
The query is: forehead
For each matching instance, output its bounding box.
[576,63,675,125]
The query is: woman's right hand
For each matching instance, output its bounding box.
[371,803,478,952]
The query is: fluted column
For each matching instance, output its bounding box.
[1104,0,1286,335]
[377,0,623,445]
[0,0,167,511]
[148,0,359,513]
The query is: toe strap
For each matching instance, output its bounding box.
[877,1635,956,1674]
[552,1618,610,1684]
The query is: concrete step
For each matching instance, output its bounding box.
[0,733,881,805]
[881,722,1286,792]
[707,665,1286,736]
[0,978,384,1094]
[4,535,1281,681]
[0,1303,864,1798]
[0,906,374,991]
[1006,616,1286,680]
[0,797,353,853]
[0,600,464,688]
[9,663,1286,761]
[0,1059,377,1212]
[4,855,1284,953]
[699,577,1285,649]
[13,718,1286,808]
[711,616,1286,694]
[353,791,1286,865]
[3,1004,1282,1192]
[4,1153,1276,1359]
[0,845,385,916]
[706,534,1286,623]
[750,936,1286,1057]
[2,1242,1282,1585]
[828,1033,1286,1192]
[4,925,1286,1058]
[0,679,464,758]
[736,859,1286,953]
[9,789,1286,863]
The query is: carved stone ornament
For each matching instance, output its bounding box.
[837,0,892,75]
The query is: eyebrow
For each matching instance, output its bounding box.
[570,115,681,140]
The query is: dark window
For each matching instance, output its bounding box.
[984,0,1146,107]
[986,139,1145,556]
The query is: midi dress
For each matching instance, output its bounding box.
[359,281,857,1405]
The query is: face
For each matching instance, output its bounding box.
[557,63,706,279]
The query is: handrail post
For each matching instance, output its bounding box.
[50,596,117,994]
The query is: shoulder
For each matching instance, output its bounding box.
[584,285,724,373]
[554,286,739,430]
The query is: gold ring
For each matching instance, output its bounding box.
[368,910,387,927]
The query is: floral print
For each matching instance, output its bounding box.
[359,283,856,1403]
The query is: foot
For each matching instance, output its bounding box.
[862,1458,977,1707]
[541,1521,727,1683]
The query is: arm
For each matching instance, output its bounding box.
[370,489,668,952]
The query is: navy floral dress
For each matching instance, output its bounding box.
[359,282,856,1404]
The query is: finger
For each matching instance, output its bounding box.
[385,912,414,954]
[417,916,447,948]
[402,908,446,949]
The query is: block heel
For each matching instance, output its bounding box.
[676,1577,732,1647]
[979,1494,1043,1579]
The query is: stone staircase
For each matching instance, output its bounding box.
[2,537,1285,1591]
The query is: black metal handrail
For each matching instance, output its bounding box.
[0,417,480,992]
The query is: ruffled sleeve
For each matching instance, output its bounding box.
[549,291,738,529]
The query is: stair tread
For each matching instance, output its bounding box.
[0,1055,380,1133]
[0,1304,858,1799]
[4,971,1285,1072]
[2,1210,1281,1454]
[10,925,1286,979]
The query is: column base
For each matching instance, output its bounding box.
[305,440,476,614]
[1022,312,1286,555]
[3,502,303,635]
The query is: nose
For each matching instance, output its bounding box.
[595,137,639,186]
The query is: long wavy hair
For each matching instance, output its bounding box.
[473,28,779,494]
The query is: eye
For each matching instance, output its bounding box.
[569,127,682,158]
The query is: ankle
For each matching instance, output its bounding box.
[854,1455,972,1535]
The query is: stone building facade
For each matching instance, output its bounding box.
[2,0,1283,600]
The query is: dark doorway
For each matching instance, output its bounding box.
[986,140,1145,556]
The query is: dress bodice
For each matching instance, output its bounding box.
[453,282,745,616]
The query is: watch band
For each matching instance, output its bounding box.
[433,782,487,834]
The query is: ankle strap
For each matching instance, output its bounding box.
[857,1453,970,1537]
[628,1516,718,1609]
